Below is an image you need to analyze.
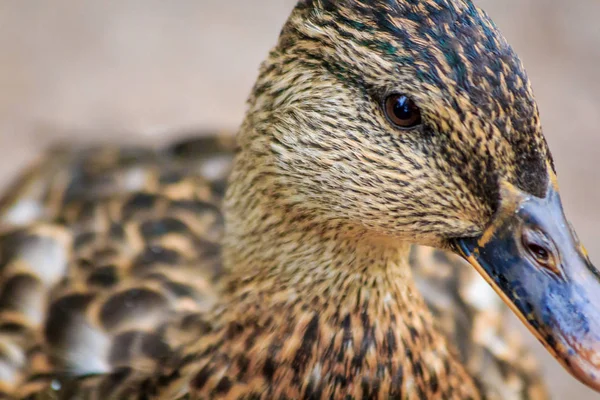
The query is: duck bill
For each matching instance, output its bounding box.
[453,181,600,392]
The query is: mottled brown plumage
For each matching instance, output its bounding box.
[0,135,547,399]
[0,0,591,398]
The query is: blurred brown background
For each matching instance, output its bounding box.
[0,1,598,398]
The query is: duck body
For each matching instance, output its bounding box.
[0,136,544,399]
[0,0,598,399]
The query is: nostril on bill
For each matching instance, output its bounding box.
[520,225,560,274]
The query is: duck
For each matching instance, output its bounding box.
[0,0,598,398]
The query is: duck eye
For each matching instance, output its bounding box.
[384,94,422,129]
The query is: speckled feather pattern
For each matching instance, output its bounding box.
[0,136,545,399]
[0,136,233,398]
[0,0,556,398]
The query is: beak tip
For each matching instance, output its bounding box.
[561,347,600,391]
[570,362,600,392]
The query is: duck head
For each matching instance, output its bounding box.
[239,0,600,390]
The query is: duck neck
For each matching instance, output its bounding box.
[222,161,416,314]
[224,213,416,316]
[217,150,480,398]
[221,134,432,320]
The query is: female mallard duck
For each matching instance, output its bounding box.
[0,0,598,398]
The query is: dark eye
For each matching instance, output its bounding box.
[384,94,422,129]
